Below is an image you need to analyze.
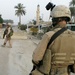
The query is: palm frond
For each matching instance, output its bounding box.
[69,0,75,6]
[14,3,26,25]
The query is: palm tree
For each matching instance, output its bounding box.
[69,7,75,16]
[14,3,26,25]
[69,0,75,23]
[69,0,75,6]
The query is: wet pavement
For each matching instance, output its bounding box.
[0,27,40,75]
[8,39,37,75]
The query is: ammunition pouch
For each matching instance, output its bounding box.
[30,49,51,75]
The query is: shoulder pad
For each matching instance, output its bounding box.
[46,31,55,38]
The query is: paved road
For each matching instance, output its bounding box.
[0,27,40,75]
[8,39,37,75]
[0,39,9,75]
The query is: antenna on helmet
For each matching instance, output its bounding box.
[45,1,56,20]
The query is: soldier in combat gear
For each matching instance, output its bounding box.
[30,2,75,75]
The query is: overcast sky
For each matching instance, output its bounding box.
[0,0,71,25]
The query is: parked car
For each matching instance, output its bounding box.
[67,24,75,31]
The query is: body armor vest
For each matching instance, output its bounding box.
[51,31,75,65]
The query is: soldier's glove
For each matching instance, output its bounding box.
[32,60,43,67]
[29,73,32,75]
[29,65,36,75]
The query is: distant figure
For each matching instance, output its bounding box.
[0,14,4,38]
[2,23,14,48]
[0,14,3,28]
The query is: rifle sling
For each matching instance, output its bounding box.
[47,27,67,48]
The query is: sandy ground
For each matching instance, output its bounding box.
[0,39,10,75]
[8,39,37,75]
[0,39,38,75]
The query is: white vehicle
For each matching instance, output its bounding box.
[67,24,75,31]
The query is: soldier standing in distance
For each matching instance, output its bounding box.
[2,23,13,48]
[30,2,75,75]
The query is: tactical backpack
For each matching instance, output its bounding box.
[9,27,14,36]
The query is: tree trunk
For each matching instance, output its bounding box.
[19,15,21,25]
[73,16,75,23]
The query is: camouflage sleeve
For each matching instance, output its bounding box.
[32,34,49,64]
[32,31,54,64]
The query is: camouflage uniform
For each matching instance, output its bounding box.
[2,23,12,48]
[32,28,75,75]
[31,5,75,75]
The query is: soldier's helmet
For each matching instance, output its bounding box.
[7,23,11,26]
[7,23,11,27]
[51,5,71,22]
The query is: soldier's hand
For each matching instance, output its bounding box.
[34,61,39,65]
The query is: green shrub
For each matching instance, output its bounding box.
[19,25,27,30]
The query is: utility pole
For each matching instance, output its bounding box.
[50,0,52,2]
